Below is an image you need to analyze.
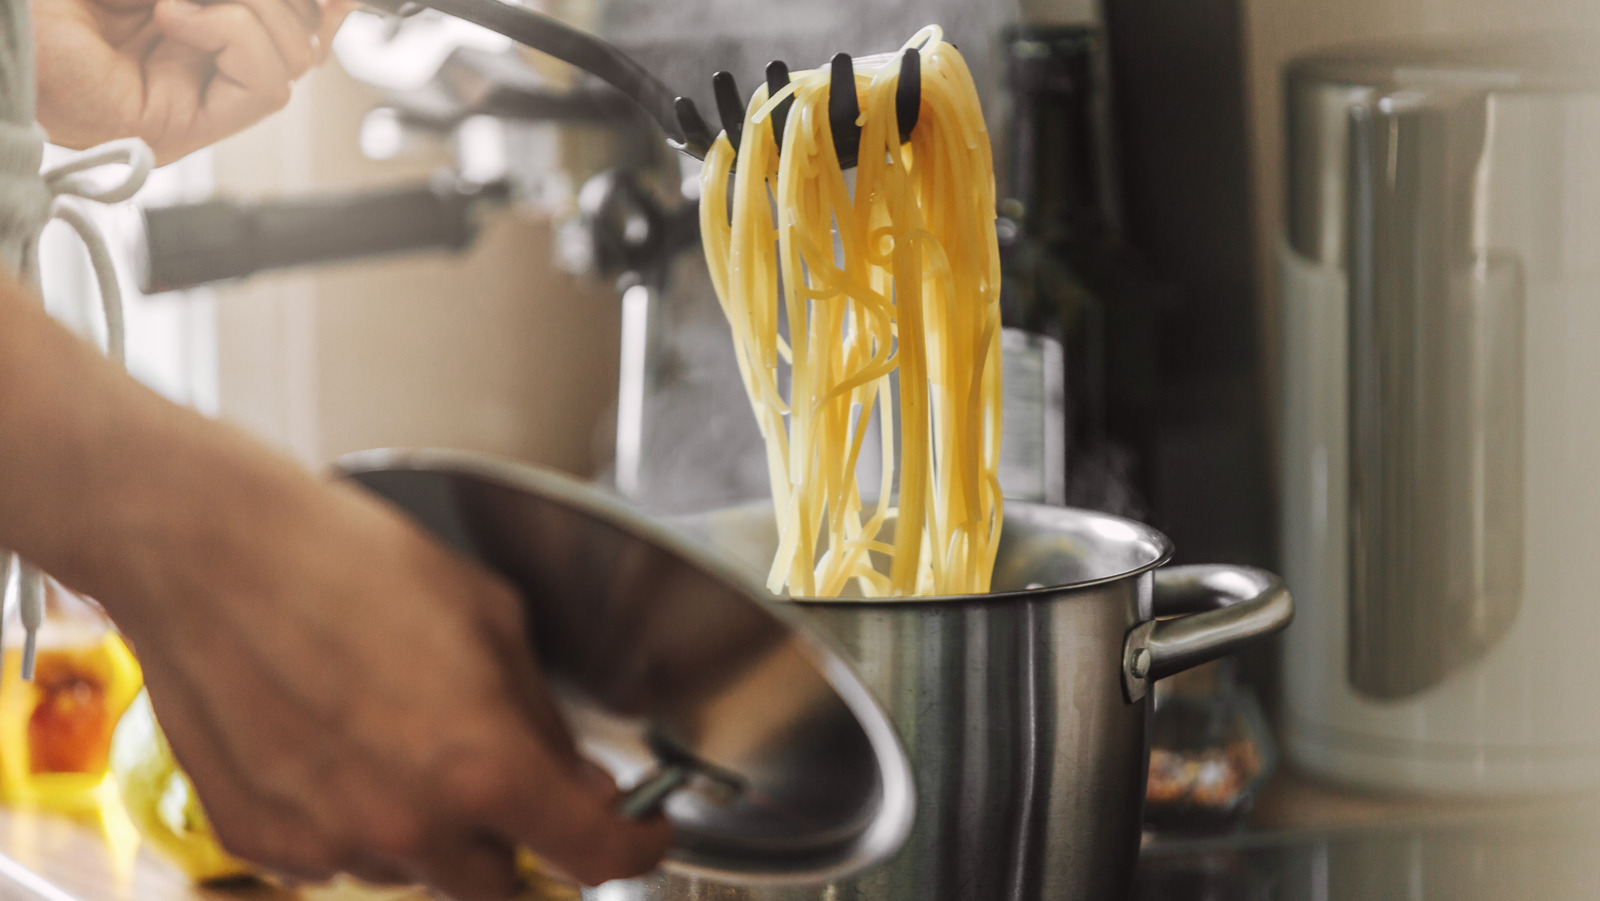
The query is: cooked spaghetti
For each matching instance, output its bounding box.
[699,26,1003,598]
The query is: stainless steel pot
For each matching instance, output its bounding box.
[591,501,1291,901]
[339,449,1289,900]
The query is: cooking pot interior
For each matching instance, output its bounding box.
[681,500,1173,598]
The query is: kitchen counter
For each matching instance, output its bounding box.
[1135,769,1600,901]
[0,771,1591,901]
[0,796,442,901]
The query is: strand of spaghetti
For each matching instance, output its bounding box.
[899,24,943,54]
[700,31,1002,599]
[709,111,788,548]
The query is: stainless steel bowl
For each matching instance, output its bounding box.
[590,501,1292,901]
[338,450,916,885]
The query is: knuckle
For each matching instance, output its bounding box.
[481,573,523,612]
[558,817,625,885]
[482,592,528,643]
[433,748,515,820]
[214,817,288,868]
[422,843,516,901]
[255,742,337,800]
[292,38,319,76]
[567,855,623,889]
[285,841,347,879]
[448,872,514,901]
[354,810,427,859]
[567,819,670,885]
[212,815,346,877]
[269,81,293,111]
[214,4,255,31]
[212,823,270,865]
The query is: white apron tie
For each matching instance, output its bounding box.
[2,132,153,678]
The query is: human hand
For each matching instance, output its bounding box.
[100,466,672,895]
[32,0,352,163]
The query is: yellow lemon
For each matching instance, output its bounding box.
[107,690,253,883]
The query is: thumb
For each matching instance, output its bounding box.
[314,0,356,64]
[492,734,673,886]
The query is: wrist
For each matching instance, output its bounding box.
[0,274,326,628]
[78,408,329,636]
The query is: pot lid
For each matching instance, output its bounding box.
[336,448,915,885]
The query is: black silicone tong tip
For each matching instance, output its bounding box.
[673,96,715,158]
[897,47,921,144]
[766,60,793,146]
[711,71,745,152]
[828,52,862,169]
[695,50,917,169]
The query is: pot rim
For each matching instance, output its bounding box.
[699,499,1178,607]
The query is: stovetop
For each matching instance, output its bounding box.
[1132,804,1600,901]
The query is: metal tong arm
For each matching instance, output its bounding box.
[362,0,925,167]
[363,0,688,146]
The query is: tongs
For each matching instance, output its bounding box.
[361,0,922,167]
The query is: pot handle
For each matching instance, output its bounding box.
[1121,565,1293,702]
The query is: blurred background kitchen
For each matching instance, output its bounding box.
[21,0,1600,897]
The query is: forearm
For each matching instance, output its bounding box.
[0,267,320,624]
[0,266,671,891]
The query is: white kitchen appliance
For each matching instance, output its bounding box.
[1279,34,1600,794]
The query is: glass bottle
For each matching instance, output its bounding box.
[998,25,1173,516]
[0,575,143,813]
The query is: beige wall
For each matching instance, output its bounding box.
[1242,0,1598,411]
[1027,0,1596,437]
[207,64,622,478]
[202,0,1599,481]
[1023,0,1095,24]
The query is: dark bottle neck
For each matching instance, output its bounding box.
[1004,26,1110,244]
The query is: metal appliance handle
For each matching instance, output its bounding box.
[1344,89,1523,700]
[138,177,510,293]
[1121,565,1292,702]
